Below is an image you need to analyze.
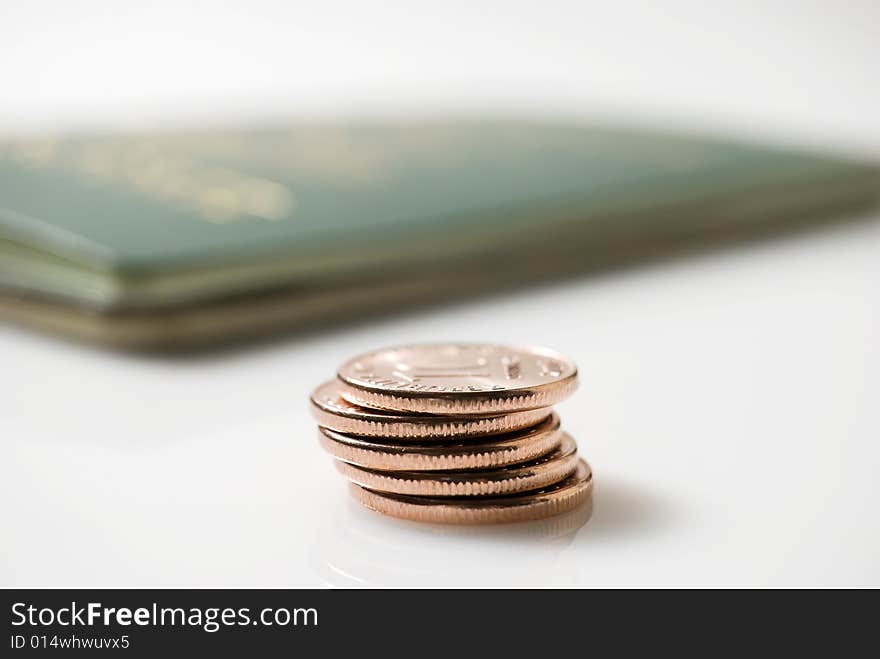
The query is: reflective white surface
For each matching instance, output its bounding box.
[1,0,879,587]
[3,215,879,587]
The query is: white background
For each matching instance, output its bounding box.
[1,0,878,587]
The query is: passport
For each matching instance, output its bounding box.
[1,121,878,347]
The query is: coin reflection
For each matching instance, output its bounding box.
[312,495,592,587]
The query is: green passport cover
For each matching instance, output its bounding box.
[0,121,878,345]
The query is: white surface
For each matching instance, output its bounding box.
[1,1,879,156]
[1,0,879,587]
[3,218,879,587]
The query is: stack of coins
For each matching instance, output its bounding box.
[310,344,593,524]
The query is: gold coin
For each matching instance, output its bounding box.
[350,459,593,524]
[318,412,563,471]
[337,343,578,415]
[309,380,551,439]
[336,434,578,496]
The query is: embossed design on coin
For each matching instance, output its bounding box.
[309,381,552,439]
[336,434,578,496]
[318,412,562,471]
[350,460,593,524]
[337,344,578,414]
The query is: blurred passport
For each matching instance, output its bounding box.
[1,121,878,348]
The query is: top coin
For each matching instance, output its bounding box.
[337,343,578,414]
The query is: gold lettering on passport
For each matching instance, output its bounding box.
[0,138,294,223]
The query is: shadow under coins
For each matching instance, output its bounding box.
[579,478,675,540]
